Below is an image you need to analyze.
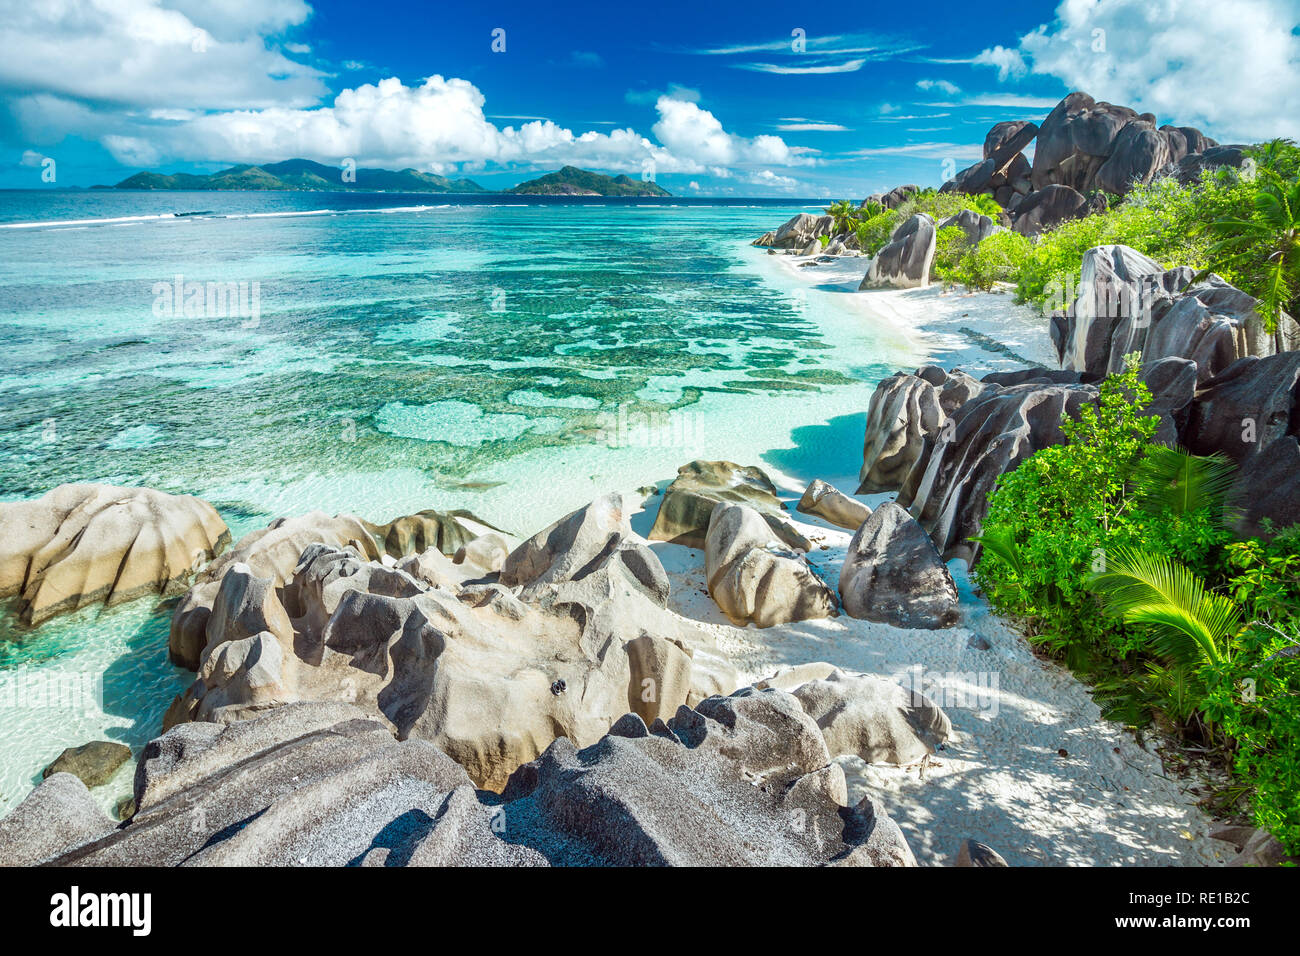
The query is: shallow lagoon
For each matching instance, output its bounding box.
[0,195,926,813]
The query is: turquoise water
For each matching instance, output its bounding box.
[0,192,923,813]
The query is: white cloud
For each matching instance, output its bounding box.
[651,95,814,168]
[0,0,324,111]
[776,122,851,131]
[626,84,700,106]
[916,78,961,95]
[18,149,44,167]
[982,0,1300,140]
[847,142,983,160]
[972,45,1027,81]
[743,169,800,191]
[738,59,866,75]
[101,77,813,180]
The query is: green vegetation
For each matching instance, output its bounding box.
[934,140,1300,331]
[820,189,1004,257]
[507,165,671,197]
[113,159,485,193]
[974,355,1300,855]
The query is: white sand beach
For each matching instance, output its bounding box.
[616,250,1232,866]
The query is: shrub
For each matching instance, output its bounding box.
[975,356,1232,663]
[950,230,1032,291]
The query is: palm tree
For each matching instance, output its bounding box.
[1199,174,1300,335]
[824,200,859,236]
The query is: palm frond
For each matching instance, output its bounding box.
[1131,445,1238,524]
[1090,547,1240,667]
[972,526,1026,578]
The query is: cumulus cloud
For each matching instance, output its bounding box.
[101,78,811,181]
[980,0,1300,140]
[652,96,814,168]
[0,0,324,110]
[0,1,815,190]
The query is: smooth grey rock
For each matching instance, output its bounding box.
[779,666,952,765]
[0,773,116,866]
[861,214,937,289]
[797,478,872,530]
[839,503,959,629]
[1012,184,1088,236]
[704,503,835,628]
[1186,352,1300,537]
[649,459,809,551]
[936,209,1003,246]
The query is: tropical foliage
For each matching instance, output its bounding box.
[973,354,1300,855]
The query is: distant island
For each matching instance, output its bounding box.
[100,161,673,197]
[106,159,485,193]
[507,165,671,197]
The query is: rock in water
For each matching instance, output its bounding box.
[860,214,936,290]
[704,503,835,628]
[41,741,133,788]
[796,478,872,530]
[838,502,959,629]
[0,484,229,625]
[649,459,809,551]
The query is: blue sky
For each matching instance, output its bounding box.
[2,0,1298,194]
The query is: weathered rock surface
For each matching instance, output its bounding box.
[757,212,835,249]
[1185,352,1300,536]
[936,209,1003,246]
[499,688,917,866]
[704,503,835,628]
[839,503,960,628]
[41,741,133,788]
[649,459,809,551]
[0,773,116,867]
[1059,245,1300,379]
[167,497,736,791]
[169,508,483,675]
[758,664,951,765]
[1160,144,1248,185]
[1030,92,1214,196]
[860,214,936,290]
[5,692,916,867]
[796,478,871,530]
[956,839,1009,867]
[858,366,984,493]
[899,375,1099,562]
[0,484,229,625]
[1012,184,1088,236]
[863,185,919,210]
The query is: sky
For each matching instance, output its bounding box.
[1,0,1298,194]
